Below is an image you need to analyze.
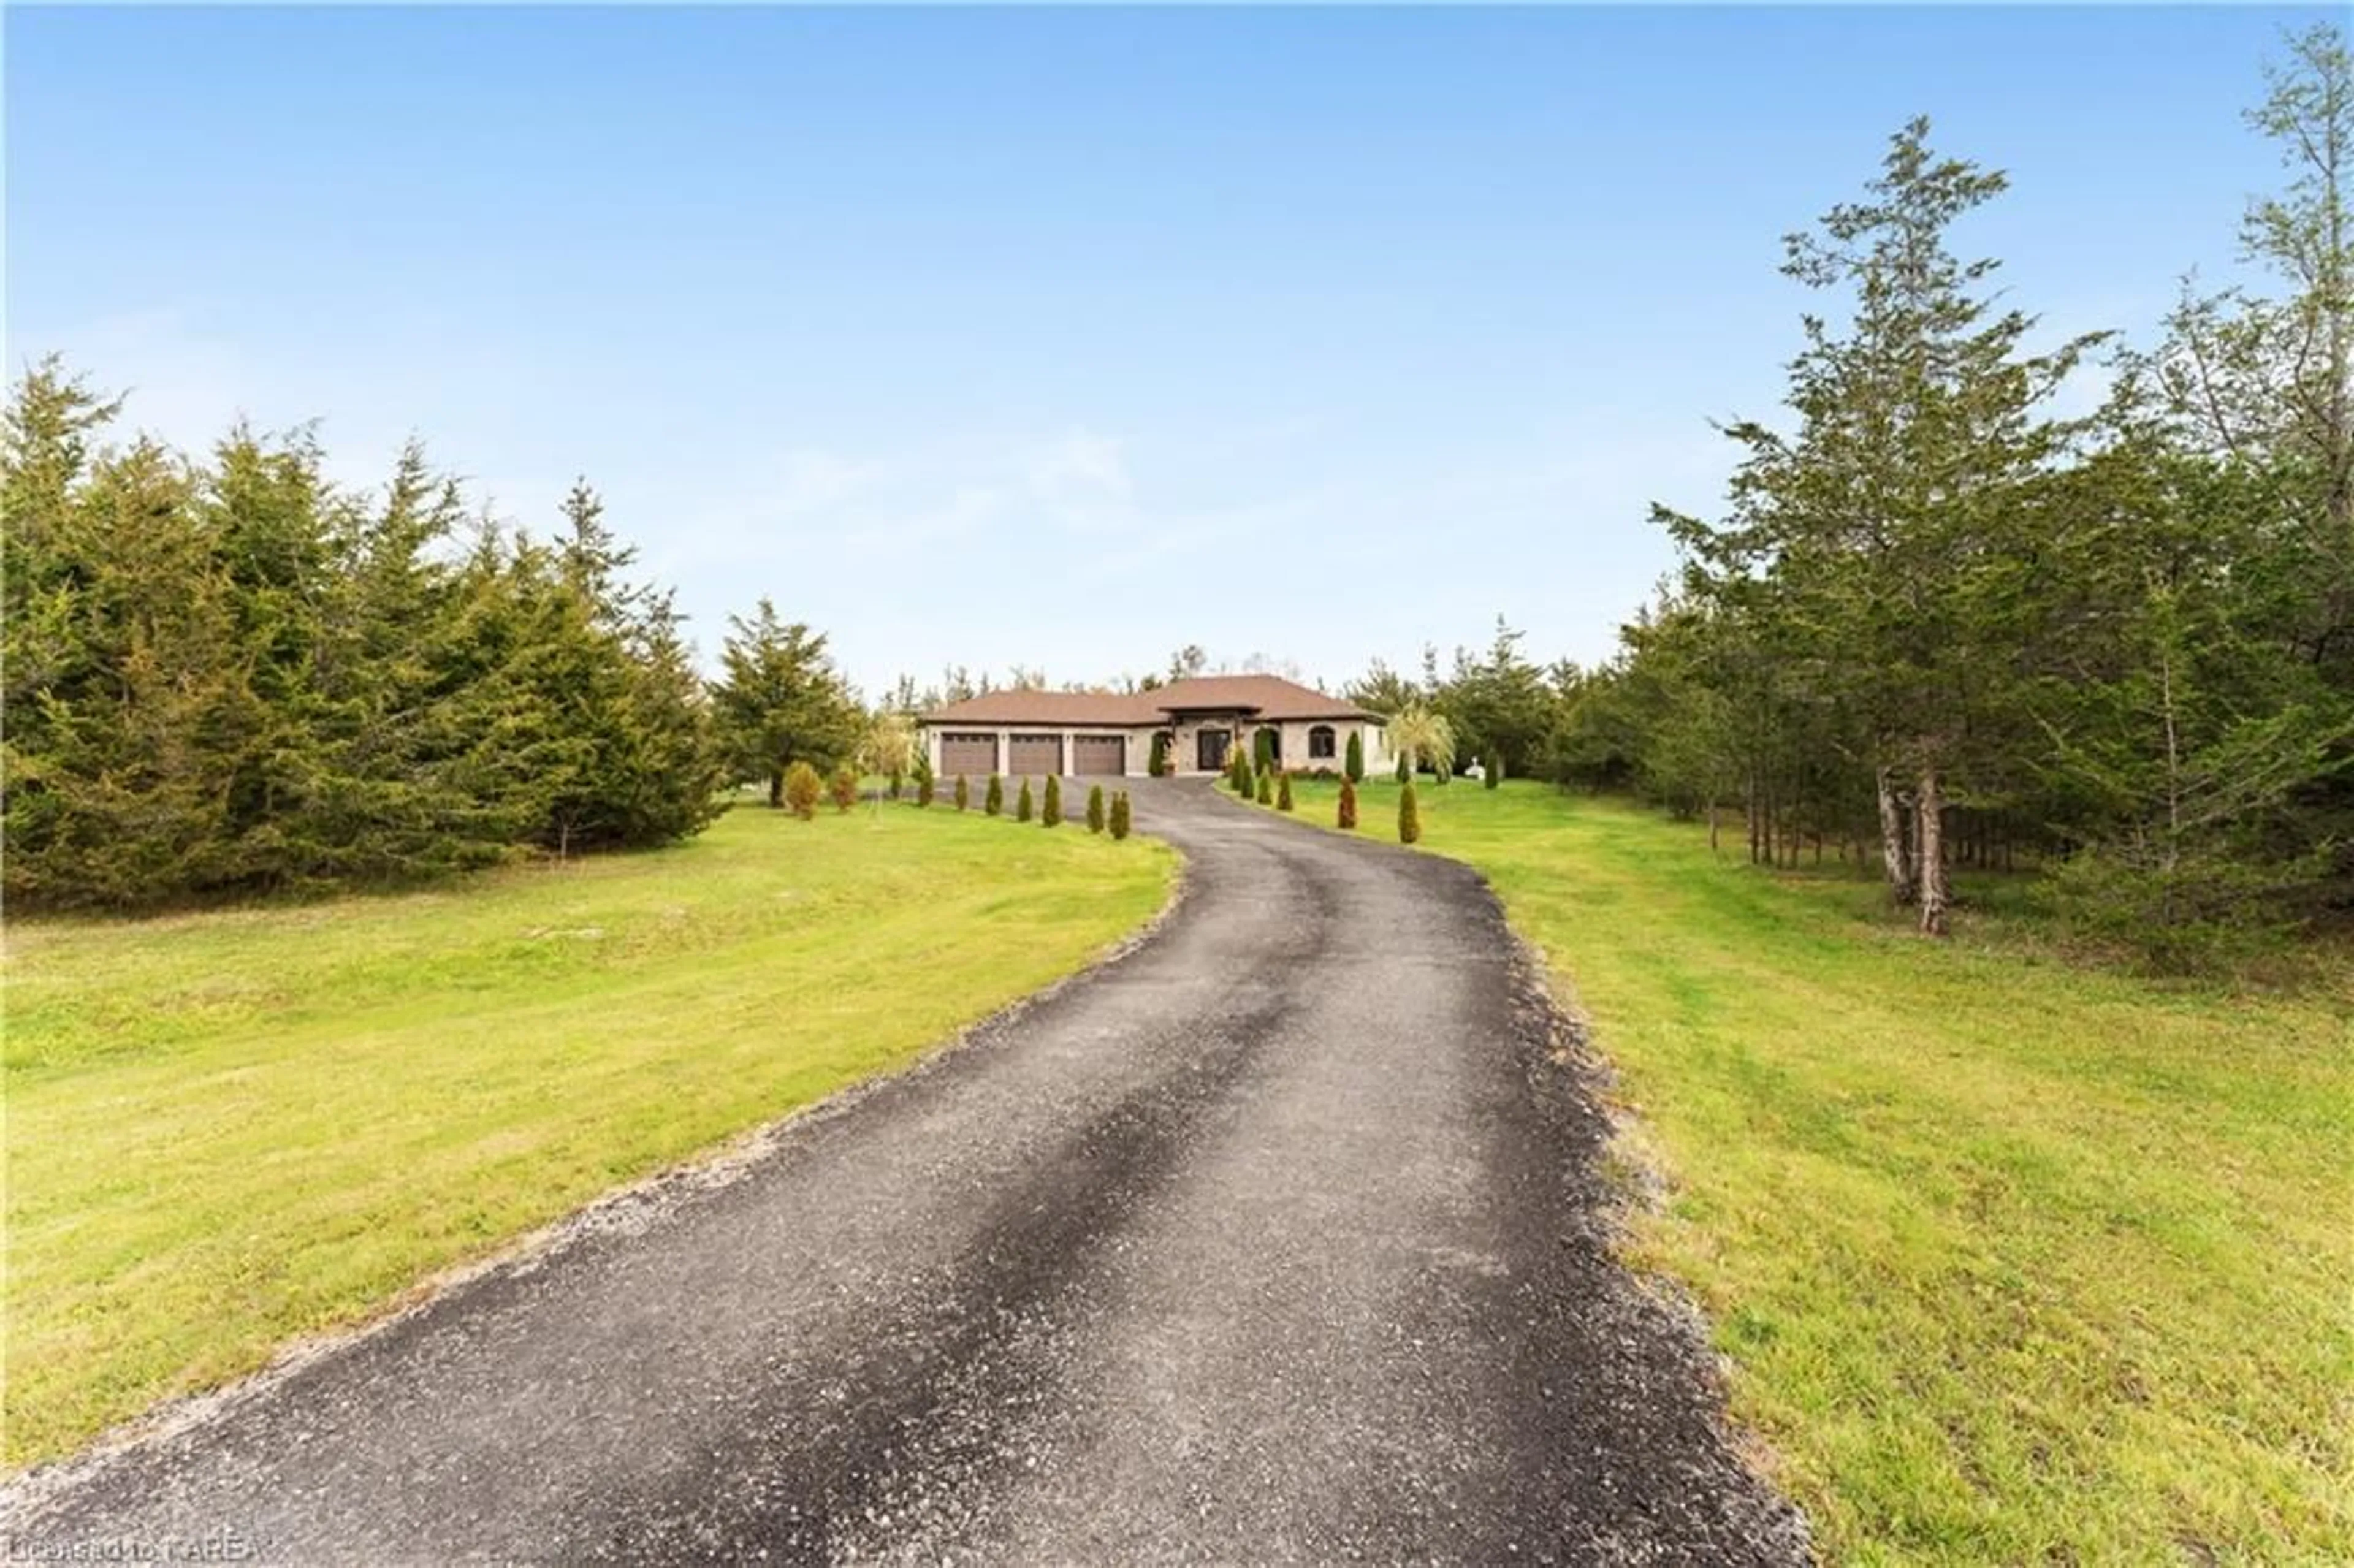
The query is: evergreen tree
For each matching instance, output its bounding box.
[1087,783,1107,833]
[1110,790,1132,840]
[1148,731,1170,777]
[783,760,822,820]
[830,763,859,813]
[1256,770,1273,805]
[1344,729,1365,783]
[1043,774,1062,827]
[1278,771,1295,811]
[985,774,1004,816]
[954,774,970,811]
[1339,777,1359,829]
[1017,778,1034,822]
[1399,780,1422,844]
[711,599,861,808]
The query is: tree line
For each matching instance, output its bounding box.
[2,375,870,911]
[1344,27,2353,969]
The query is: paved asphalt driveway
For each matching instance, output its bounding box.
[4,780,1807,1565]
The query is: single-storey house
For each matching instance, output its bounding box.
[920,674,1392,780]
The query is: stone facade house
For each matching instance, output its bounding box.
[921,674,1392,780]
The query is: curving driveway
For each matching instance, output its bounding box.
[3,780,1807,1565]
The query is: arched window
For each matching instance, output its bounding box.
[1308,725,1338,760]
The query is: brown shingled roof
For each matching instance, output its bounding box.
[922,674,1382,727]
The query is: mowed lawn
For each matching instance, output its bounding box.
[1267,776,2352,1564]
[4,802,1173,1469]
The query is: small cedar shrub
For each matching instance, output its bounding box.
[1235,758,1255,798]
[1017,778,1034,823]
[1110,790,1132,840]
[1277,771,1294,812]
[1087,783,1106,834]
[830,763,859,813]
[1254,729,1276,772]
[954,774,970,811]
[1345,730,1365,783]
[783,760,823,821]
[916,770,935,808]
[985,774,1004,816]
[1042,774,1062,828]
[1255,771,1273,806]
[1148,732,1169,778]
[1398,779,1421,845]
[1338,776,1358,829]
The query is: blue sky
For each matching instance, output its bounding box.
[6,5,2327,696]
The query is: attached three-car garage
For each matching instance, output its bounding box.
[935,731,1129,778]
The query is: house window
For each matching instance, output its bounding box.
[1308,725,1338,760]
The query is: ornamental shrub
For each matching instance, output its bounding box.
[1254,728,1276,772]
[954,774,969,811]
[1087,783,1106,834]
[1110,790,1132,840]
[985,774,1004,816]
[783,760,823,821]
[1338,777,1358,829]
[1234,757,1255,798]
[1148,732,1170,778]
[1398,780,1421,845]
[1042,774,1062,827]
[829,763,859,813]
[1255,771,1273,806]
[913,754,935,807]
[888,768,904,801]
[1017,778,1034,823]
[1345,731,1365,783]
[1277,771,1295,812]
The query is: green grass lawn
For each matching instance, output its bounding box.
[1263,774,2353,1564]
[3,802,1172,1469]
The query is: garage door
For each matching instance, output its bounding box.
[938,733,997,776]
[1070,734,1127,776]
[1007,734,1063,777]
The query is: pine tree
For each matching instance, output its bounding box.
[1345,730,1365,783]
[1398,779,1422,844]
[1339,777,1359,829]
[1017,778,1034,822]
[1087,783,1106,833]
[710,599,861,808]
[1110,790,1132,840]
[1042,774,1062,827]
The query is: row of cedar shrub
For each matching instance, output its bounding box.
[916,773,1132,839]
